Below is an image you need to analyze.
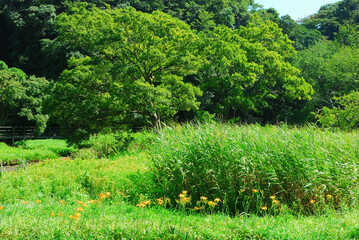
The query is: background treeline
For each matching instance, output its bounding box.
[1,0,359,142]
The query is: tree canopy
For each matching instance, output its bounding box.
[0,61,49,133]
[198,15,313,122]
[2,0,359,135]
[48,4,204,141]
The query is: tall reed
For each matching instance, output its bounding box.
[149,123,359,214]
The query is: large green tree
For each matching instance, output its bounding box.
[48,4,203,141]
[295,41,359,110]
[301,0,359,40]
[0,61,49,133]
[0,0,254,79]
[198,15,313,122]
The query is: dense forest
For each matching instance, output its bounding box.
[1,0,359,142]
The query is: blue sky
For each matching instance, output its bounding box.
[254,0,340,20]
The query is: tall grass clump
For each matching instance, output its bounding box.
[78,132,133,158]
[76,130,155,158]
[149,123,359,214]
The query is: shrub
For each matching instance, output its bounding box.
[149,123,359,214]
[127,131,155,152]
[317,92,359,130]
[79,132,133,158]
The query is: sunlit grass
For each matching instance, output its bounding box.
[0,154,147,203]
[150,123,359,214]
[1,124,359,238]
[0,139,76,164]
[1,199,359,239]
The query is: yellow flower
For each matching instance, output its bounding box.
[326,194,333,199]
[214,198,221,203]
[270,196,276,200]
[179,193,186,198]
[136,202,146,208]
[194,206,201,211]
[200,196,208,201]
[59,200,65,205]
[76,201,87,207]
[207,201,217,208]
[252,189,258,193]
[179,196,190,205]
[76,207,84,212]
[36,200,41,204]
[157,198,164,205]
[88,200,96,204]
[310,199,316,204]
[241,188,245,192]
[272,200,280,205]
[0,206,3,210]
[97,192,111,199]
[70,212,80,220]
[50,211,55,217]
[136,200,151,208]
[261,206,268,211]
[182,191,188,195]
[22,201,28,205]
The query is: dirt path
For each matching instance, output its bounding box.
[1,162,36,172]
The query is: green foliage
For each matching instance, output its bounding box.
[0,154,146,202]
[48,5,203,141]
[0,61,49,132]
[199,15,313,121]
[317,92,359,130]
[79,132,134,158]
[336,24,359,48]
[0,139,75,164]
[301,0,359,40]
[127,130,156,152]
[1,127,359,238]
[14,139,77,157]
[289,26,323,51]
[1,198,359,239]
[0,2,58,77]
[149,123,359,214]
[296,42,359,110]
[0,0,254,79]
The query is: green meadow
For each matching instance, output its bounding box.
[1,123,359,239]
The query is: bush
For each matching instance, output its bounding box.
[127,131,155,152]
[79,132,133,158]
[149,123,359,214]
[317,92,359,130]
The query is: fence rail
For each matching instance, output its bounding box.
[0,126,61,143]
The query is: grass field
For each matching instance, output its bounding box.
[1,124,359,239]
[0,139,76,165]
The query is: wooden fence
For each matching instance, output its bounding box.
[0,126,61,144]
